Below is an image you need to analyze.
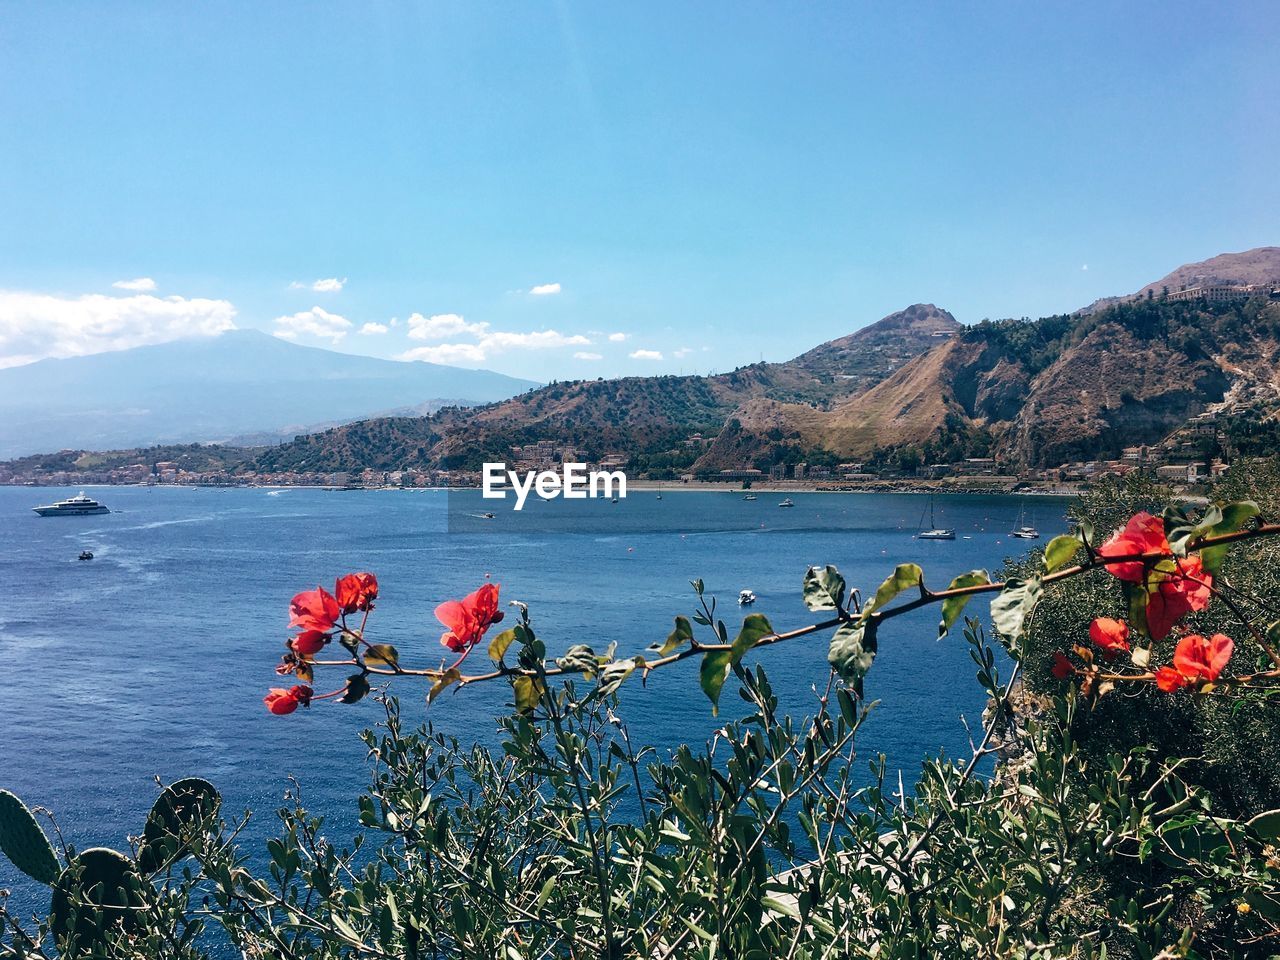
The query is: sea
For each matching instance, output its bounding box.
[0,485,1067,918]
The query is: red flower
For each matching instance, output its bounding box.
[1098,512,1170,582]
[436,583,505,653]
[1172,633,1233,683]
[264,685,313,715]
[1145,555,1212,641]
[1154,666,1188,692]
[1051,652,1075,680]
[290,630,328,657]
[289,587,341,633]
[335,572,379,615]
[1088,618,1130,660]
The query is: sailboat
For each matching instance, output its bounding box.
[916,495,955,540]
[1010,500,1040,539]
[656,481,663,501]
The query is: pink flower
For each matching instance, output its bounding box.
[1098,512,1170,582]
[335,572,379,615]
[1088,618,1130,660]
[436,583,504,653]
[1051,652,1075,680]
[289,587,340,633]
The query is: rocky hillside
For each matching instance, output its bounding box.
[696,295,1280,471]
[250,304,958,473]
[12,249,1277,477]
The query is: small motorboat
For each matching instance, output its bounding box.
[778,498,794,508]
[743,494,758,501]
[78,551,94,561]
[738,589,757,605]
[482,512,496,520]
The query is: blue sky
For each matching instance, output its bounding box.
[1,1,1277,378]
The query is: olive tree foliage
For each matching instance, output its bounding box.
[4,486,1280,957]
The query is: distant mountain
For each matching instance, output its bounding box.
[1079,247,1280,315]
[0,330,538,458]
[9,250,1277,477]
[248,304,966,474]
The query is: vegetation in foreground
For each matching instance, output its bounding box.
[4,474,1280,957]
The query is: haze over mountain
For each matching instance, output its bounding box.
[0,330,537,458]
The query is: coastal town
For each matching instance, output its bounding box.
[0,414,1235,494]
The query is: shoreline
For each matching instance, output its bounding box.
[8,479,1088,498]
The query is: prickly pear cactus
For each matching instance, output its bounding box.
[137,777,221,875]
[0,788,60,884]
[50,847,145,954]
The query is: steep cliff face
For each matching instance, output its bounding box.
[1004,322,1230,466]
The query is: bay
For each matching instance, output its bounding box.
[0,484,1066,913]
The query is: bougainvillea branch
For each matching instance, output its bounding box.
[265,505,1280,713]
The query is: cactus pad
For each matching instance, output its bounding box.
[50,847,145,953]
[137,777,221,875]
[0,789,60,884]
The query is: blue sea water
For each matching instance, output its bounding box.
[0,485,1067,917]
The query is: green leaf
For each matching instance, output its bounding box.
[340,673,371,704]
[1200,500,1260,572]
[1042,535,1080,573]
[1248,808,1280,842]
[990,577,1042,646]
[862,563,923,620]
[512,675,544,713]
[1123,579,1151,639]
[938,570,989,638]
[137,778,221,876]
[428,668,461,704]
[802,565,846,612]
[363,644,399,668]
[731,613,773,662]
[488,627,520,663]
[597,657,643,697]
[556,644,601,678]
[654,616,694,656]
[699,650,733,715]
[0,789,60,885]
[828,620,878,685]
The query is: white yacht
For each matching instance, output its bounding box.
[1009,502,1039,539]
[33,492,110,517]
[915,495,955,540]
[778,498,795,508]
[738,589,757,605]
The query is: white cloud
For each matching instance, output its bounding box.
[0,290,236,368]
[358,322,389,335]
[481,330,589,351]
[529,282,562,296]
[273,306,352,343]
[573,351,603,360]
[607,332,628,342]
[112,277,157,292]
[397,319,590,367]
[290,278,347,292]
[673,347,694,358]
[407,312,490,341]
[399,343,488,365]
[630,349,663,360]
[1081,264,1089,271]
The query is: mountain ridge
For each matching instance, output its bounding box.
[0,330,538,457]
